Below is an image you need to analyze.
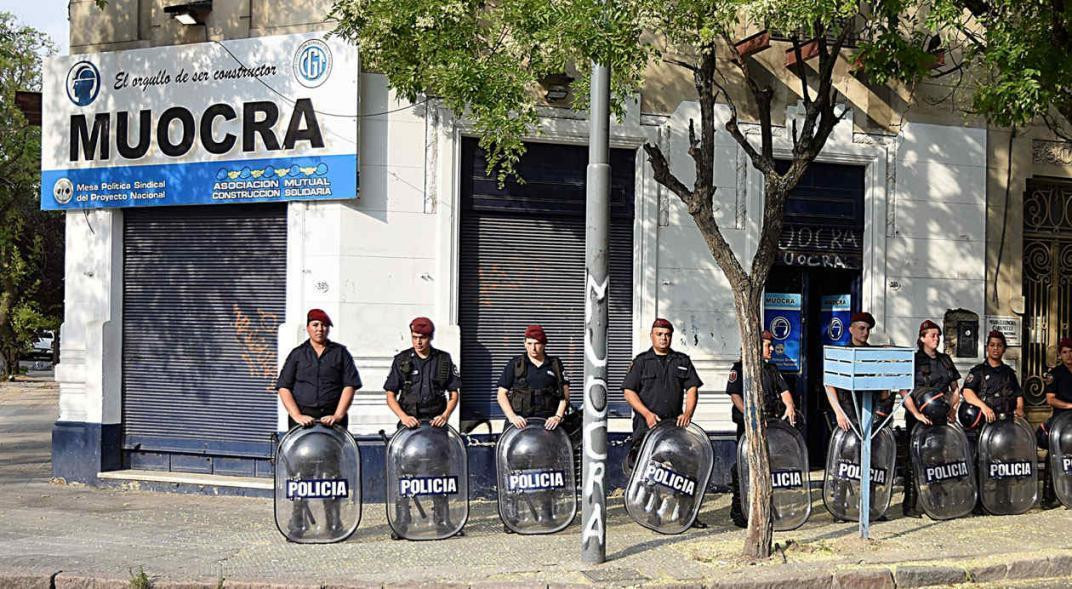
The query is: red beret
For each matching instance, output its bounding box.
[1060,338,1072,351]
[761,330,774,341]
[652,318,674,332]
[524,324,547,343]
[850,312,875,328]
[918,319,942,336]
[306,308,332,326]
[987,330,1007,346]
[409,316,435,336]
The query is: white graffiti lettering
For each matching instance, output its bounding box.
[583,274,609,367]
[581,502,603,545]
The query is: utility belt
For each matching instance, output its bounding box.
[982,393,1016,415]
[507,386,561,418]
[399,392,448,419]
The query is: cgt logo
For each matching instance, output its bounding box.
[286,478,349,500]
[294,39,332,88]
[66,61,101,107]
[506,469,566,493]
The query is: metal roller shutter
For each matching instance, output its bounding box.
[122,204,286,458]
[459,139,635,420]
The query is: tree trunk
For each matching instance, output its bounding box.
[734,281,774,558]
[0,286,13,380]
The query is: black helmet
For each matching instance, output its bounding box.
[917,389,950,424]
[1037,417,1054,450]
[957,403,984,431]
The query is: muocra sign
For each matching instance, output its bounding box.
[40,33,358,210]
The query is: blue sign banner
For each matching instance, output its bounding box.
[764,292,802,372]
[820,294,852,346]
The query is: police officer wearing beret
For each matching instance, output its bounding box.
[725,329,797,527]
[962,331,1023,426]
[384,317,461,428]
[497,324,570,431]
[901,319,961,517]
[824,311,891,432]
[276,308,362,537]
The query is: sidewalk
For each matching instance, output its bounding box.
[2,376,1071,588]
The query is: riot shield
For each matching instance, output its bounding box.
[822,426,896,521]
[1048,412,1072,508]
[910,423,976,520]
[623,421,713,534]
[496,418,576,534]
[385,423,469,540]
[978,416,1037,515]
[737,419,811,531]
[273,424,361,543]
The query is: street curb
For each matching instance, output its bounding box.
[7,551,1072,588]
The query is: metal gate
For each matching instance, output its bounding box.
[122,204,286,470]
[458,139,635,420]
[1023,179,1072,406]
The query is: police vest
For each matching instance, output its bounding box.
[976,366,1018,414]
[507,355,565,418]
[911,351,958,403]
[396,349,452,418]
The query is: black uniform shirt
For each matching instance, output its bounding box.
[383,348,462,407]
[964,361,1022,411]
[831,341,868,414]
[725,360,789,424]
[277,340,362,409]
[497,356,570,391]
[622,348,702,426]
[912,350,961,403]
[1045,364,1072,414]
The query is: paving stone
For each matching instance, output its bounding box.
[54,575,130,589]
[892,565,967,588]
[965,563,1007,583]
[0,573,52,589]
[1006,556,1055,580]
[831,568,894,589]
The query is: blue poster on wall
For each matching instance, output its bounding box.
[764,292,802,372]
[820,294,852,346]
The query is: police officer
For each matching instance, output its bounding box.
[276,308,362,538]
[383,317,462,537]
[497,324,570,430]
[901,319,961,517]
[725,329,797,527]
[824,311,889,431]
[1040,337,1072,507]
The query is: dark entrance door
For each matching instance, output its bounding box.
[767,162,865,465]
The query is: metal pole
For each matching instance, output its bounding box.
[859,393,874,539]
[581,60,611,564]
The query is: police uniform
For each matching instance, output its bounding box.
[383,348,462,422]
[499,355,568,419]
[827,341,868,429]
[1045,364,1072,416]
[622,348,703,441]
[963,362,1022,418]
[902,348,960,516]
[725,359,789,441]
[278,340,363,429]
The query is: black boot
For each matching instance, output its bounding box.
[1042,470,1060,509]
[902,480,921,518]
[729,466,747,528]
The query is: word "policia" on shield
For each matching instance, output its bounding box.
[988,461,1033,479]
[286,478,349,500]
[1063,456,1072,475]
[924,461,969,484]
[398,476,459,497]
[507,469,566,493]
[644,463,697,496]
[835,461,888,485]
[771,469,804,489]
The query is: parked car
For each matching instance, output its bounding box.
[26,330,55,361]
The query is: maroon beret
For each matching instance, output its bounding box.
[306,308,332,326]
[409,316,435,336]
[761,330,774,341]
[850,312,875,328]
[987,330,1007,346]
[1060,338,1072,352]
[524,324,547,344]
[918,319,942,336]
[651,318,674,332]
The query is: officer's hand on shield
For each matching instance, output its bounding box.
[913,410,933,426]
[982,404,996,423]
[783,406,797,426]
[294,414,316,427]
[1015,405,1025,419]
[509,415,527,429]
[676,413,691,427]
[835,409,852,431]
[401,414,420,428]
[430,414,448,428]
[645,412,659,429]
[319,414,341,427]
[544,415,560,430]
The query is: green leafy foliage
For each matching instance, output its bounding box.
[0,12,63,375]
